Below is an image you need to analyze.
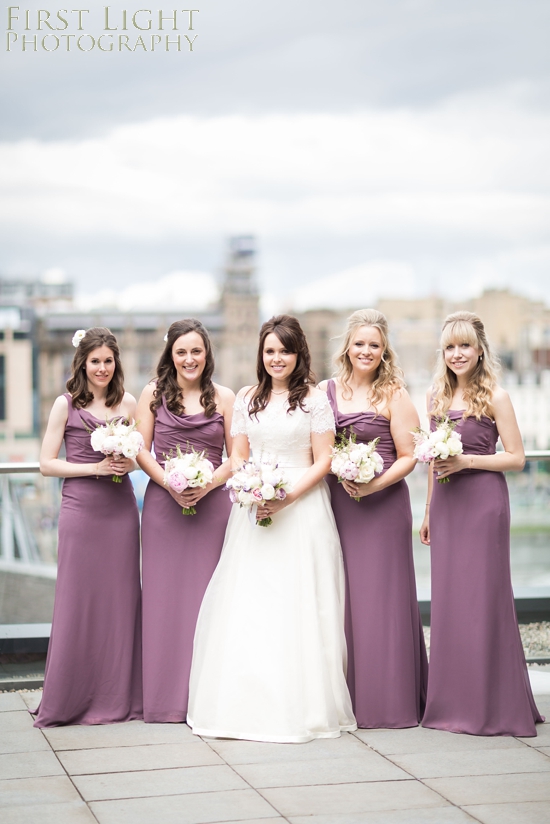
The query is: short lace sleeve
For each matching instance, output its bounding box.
[307,393,336,435]
[230,393,249,438]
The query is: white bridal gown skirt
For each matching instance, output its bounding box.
[187,468,356,743]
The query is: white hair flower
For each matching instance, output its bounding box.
[72,329,86,348]
[163,333,168,342]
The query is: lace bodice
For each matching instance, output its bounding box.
[231,392,335,468]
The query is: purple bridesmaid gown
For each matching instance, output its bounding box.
[326,381,428,728]
[34,396,143,727]
[423,411,543,736]
[141,397,231,723]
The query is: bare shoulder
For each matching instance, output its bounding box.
[139,381,156,400]
[236,385,256,401]
[491,385,513,412]
[214,383,236,404]
[121,391,137,417]
[51,394,69,418]
[306,386,327,402]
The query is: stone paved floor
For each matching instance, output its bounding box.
[1,685,549,824]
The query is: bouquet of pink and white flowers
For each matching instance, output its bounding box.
[412,415,463,483]
[226,455,292,527]
[163,445,215,515]
[330,430,384,501]
[90,419,144,482]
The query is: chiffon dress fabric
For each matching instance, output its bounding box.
[141,396,231,723]
[34,395,143,728]
[187,392,356,743]
[326,380,428,728]
[423,410,543,736]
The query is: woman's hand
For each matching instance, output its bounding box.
[433,453,468,480]
[419,512,430,545]
[341,480,375,499]
[179,483,215,507]
[256,495,293,521]
[106,455,134,477]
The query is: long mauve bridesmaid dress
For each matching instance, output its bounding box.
[141,396,231,723]
[326,381,428,728]
[423,411,543,736]
[34,395,143,727]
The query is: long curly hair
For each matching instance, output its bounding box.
[333,308,405,411]
[248,315,315,418]
[431,311,499,420]
[150,318,217,417]
[66,327,125,410]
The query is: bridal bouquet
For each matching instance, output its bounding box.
[90,419,144,482]
[226,456,292,527]
[330,430,384,501]
[412,415,463,483]
[163,445,215,515]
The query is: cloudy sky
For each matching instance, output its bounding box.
[1,0,549,311]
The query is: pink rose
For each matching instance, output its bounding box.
[252,488,263,502]
[168,470,189,493]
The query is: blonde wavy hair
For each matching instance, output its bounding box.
[333,308,405,410]
[431,311,500,420]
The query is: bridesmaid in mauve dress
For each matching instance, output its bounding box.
[137,318,234,723]
[420,311,542,736]
[320,309,427,728]
[34,327,142,727]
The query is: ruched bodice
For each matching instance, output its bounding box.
[327,381,396,472]
[64,394,115,465]
[434,410,499,455]
[153,396,225,469]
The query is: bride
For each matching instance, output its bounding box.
[187,315,356,742]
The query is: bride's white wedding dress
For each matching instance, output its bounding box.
[187,390,356,743]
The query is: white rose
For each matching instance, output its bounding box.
[358,465,375,483]
[261,483,276,500]
[447,437,462,456]
[72,329,86,348]
[238,490,254,506]
[435,443,450,460]
[182,465,199,480]
[429,429,446,444]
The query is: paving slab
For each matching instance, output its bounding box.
[206,732,368,764]
[17,691,42,711]
[288,808,478,824]
[0,750,64,780]
[259,780,449,816]
[90,788,278,824]
[353,727,524,754]
[73,763,249,801]
[0,800,97,823]
[0,775,81,808]
[462,801,550,824]
[389,746,550,778]
[424,772,550,805]
[42,719,197,750]
[233,754,410,788]
[0,712,35,733]
[58,740,224,774]
[0,729,51,754]
[0,694,26,712]
[518,722,550,747]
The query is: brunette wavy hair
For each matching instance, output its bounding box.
[333,308,405,412]
[431,311,500,420]
[248,315,315,418]
[66,327,125,410]
[150,318,217,417]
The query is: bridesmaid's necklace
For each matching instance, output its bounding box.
[271,387,289,395]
